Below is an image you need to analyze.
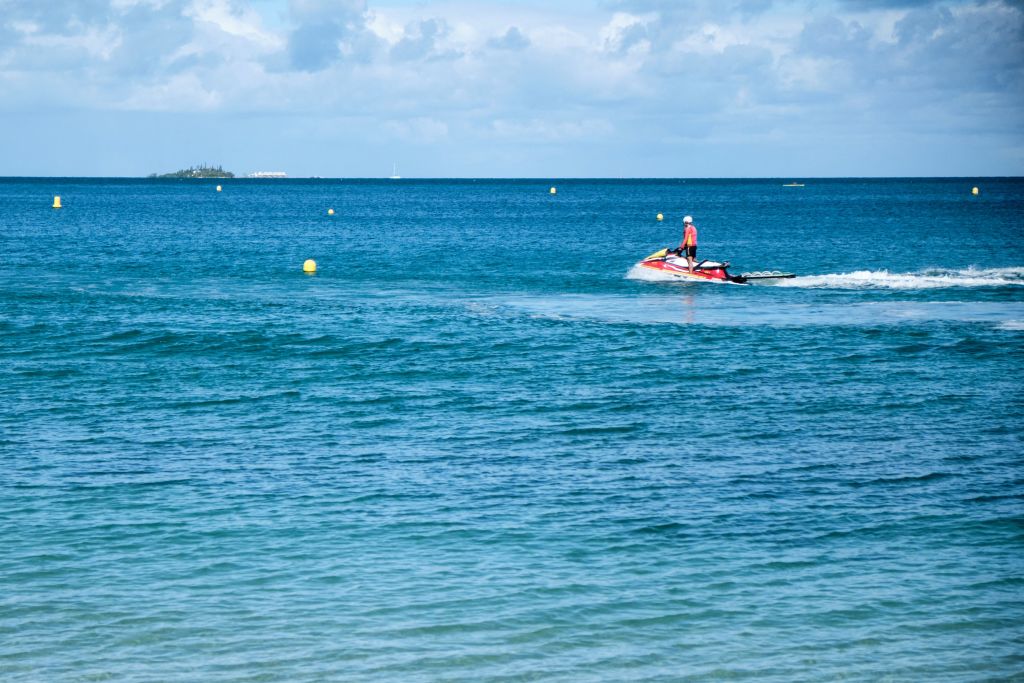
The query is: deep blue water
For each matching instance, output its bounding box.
[1,178,1023,681]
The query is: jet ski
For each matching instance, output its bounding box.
[635,248,795,284]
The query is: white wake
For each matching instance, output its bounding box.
[626,264,683,282]
[774,267,1024,290]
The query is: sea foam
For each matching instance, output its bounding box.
[771,267,1024,289]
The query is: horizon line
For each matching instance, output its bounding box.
[1,175,1020,181]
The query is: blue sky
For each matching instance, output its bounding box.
[0,0,1021,177]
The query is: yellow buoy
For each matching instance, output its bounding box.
[656,213,664,221]
[303,259,317,273]
[549,186,557,195]
[52,195,61,209]
[971,186,979,196]
[216,185,222,192]
[328,208,335,215]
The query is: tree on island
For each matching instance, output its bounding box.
[149,164,235,179]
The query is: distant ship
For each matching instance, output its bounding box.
[782,182,805,187]
[389,163,401,180]
[247,171,287,179]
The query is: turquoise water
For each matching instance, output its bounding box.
[2,178,1022,681]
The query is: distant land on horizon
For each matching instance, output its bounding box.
[1,174,1018,181]
[149,164,234,179]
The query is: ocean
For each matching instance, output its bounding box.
[1,177,1022,681]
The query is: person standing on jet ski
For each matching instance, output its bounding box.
[676,215,698,272]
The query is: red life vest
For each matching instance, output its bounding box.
[682,224,697,247]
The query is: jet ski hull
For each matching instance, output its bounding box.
[636,249,743,283]
[634,249,795,284]
[638,259,736,282]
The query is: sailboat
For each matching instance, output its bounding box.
[389,162,401,180]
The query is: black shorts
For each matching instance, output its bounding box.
[681,245,697,258]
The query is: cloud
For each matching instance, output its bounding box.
[607,0,778,27]
[381,116,449,143]
[118,71,221,110]
[287,20,345,70]
[487,26,529,51]
[789,3,1024,102]
[187,1,279,48]
[0,0,1020,176]
[797,15,872,58]
[490,118,614,142]
[838,0,943,7]
[285,0,378,70]
[390,18,457,61]
[601,12,654,55]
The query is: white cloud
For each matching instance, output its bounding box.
[365,10,404,44]
[382,117,449,143]
[600,12,655,55]
[118,72,221,110]
[671,22,743,55]
[491,118,614,142]
[185,0,281,49]
[527,24,588,52]
[110,0,177,9]
[0,0,1020,175]
[21,19,123,60]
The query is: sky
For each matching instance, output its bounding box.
[0,0,1021,177]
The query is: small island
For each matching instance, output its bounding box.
[149,164,234,179]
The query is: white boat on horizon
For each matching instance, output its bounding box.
[389,162,401,180]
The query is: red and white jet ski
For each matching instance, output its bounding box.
[635,248,795,284]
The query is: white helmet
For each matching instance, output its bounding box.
[683,215,693,223]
